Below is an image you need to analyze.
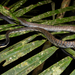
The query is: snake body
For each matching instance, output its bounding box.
[18,18,75,32]
[0,15,75,48]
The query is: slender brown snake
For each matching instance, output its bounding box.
[0,15,75,49]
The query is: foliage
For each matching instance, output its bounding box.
[0,0,75,75]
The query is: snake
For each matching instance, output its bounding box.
[0,14,75,49]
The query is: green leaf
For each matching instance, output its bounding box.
[0,33,41,54]
[0,26,23,40]
[64,48,75,58]
[27,5,75,22]
[0,4,18,21]
[13,0,52,17]
[62,34,75,41]
[2,46,58,75]
[52,31,69,35]
[10,0,27,12]
[2,0,10,6]
[4,40,46,66]
[0,24,17,30]
[39,56,72,75]
[42,16,75,25]
[0,40,46,66]
[70,70,75,75]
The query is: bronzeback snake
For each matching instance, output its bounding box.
[0,14,75,59]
